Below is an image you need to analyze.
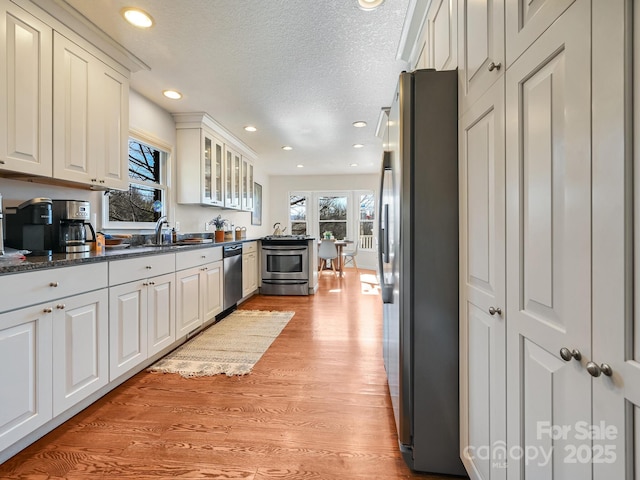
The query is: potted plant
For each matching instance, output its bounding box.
[209,215,227,242]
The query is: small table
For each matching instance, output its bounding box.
[318,239,354,276]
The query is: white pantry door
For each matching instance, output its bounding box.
[589,1,640,479]
[505,1,592,479]
[459,77,506,480]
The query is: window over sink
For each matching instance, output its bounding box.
[102,131,171,230]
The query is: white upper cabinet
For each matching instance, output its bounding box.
[52,32,129,190]
[430,0,458,70]
[176,125,225,206]
[174,113,256,209]
[0,2,52,176]
[224,145,241,210]
[457,0,505,113]
[242,157,254,212]
[505,0,576,65]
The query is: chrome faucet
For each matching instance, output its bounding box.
[154,216,168,244]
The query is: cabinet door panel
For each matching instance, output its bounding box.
[506,2,591,478]
[506,0,575,65]
[109,282,148,381]
[517,339,590,479]
[458,0,504,113]
[203,262,223,321]
[460,79,505,480]
[176,268,203,338]
[591,2,640,479]
[0,305,52,452]
[0,4,52,176]
[53,290,108,416]
[429,0,456,71]
[94,66,128,190]
[147,273,176,357]
[53,33,91,184]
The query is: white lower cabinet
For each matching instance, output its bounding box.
[242,241,258,298]
[175,248,223,339]
[147,273,176,357]
[0,304,53,453]
[108,273,176,381]
[175,260,223,338]
[52,289,109,416]
[108,254,176,381]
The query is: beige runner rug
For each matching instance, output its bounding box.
[148,309,295,377]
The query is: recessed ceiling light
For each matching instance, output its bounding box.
[297,164,304,168]
[244,126,257,132]
[353,144,364,148]
[350,163,359,167]
[357,0,385,11]
[282,146,293,151]
[162,90,182,100]
[352,121,367,128]
[121,8,154,28]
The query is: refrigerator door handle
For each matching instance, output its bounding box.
[378,151,393,304]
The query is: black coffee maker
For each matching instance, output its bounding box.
[6,198,53,255]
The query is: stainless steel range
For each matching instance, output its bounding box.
[260,236,317,295]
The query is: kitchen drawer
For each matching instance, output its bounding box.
[0,263,108,314]
[109,253,175,286]
[242,241,257,254]
[176,246,222,271]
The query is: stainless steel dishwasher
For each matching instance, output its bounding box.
[223,243,243,310]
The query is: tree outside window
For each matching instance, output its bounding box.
[106,138,167,225]
[359,194,375,250]
[319,196,347,239]
[290,194,307,235]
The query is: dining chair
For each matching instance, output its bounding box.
[318,239,339,276]
[341,239,359,272]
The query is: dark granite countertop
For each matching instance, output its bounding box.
[0,238,260,276]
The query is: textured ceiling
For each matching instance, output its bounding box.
[63,0,410,175]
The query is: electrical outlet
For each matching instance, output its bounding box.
[204,222,209,231]
[175,221,180,232]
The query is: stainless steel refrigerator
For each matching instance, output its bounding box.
[379,69,464,475]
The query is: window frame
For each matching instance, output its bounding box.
[101,129,172,230]
[289,192,309,235]
[287,190,375,248]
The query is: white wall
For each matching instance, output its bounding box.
[0,90,271,239]
[269,173,379,270]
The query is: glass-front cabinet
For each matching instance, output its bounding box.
[224,146,241,209]
[242,157,254,212]
[202,132,224,206]
[174,113,256,209]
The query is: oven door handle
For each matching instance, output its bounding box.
[262,246,308,251]
[262,280,308,285]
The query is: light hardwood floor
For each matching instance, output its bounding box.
[0,269,466,479]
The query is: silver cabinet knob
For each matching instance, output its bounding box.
[43,307,53,313]
[149,281,155,285]
[586,361,602,377]
[49,282,59,287]
[488,61,502,72]
[587,362,613,377]
[56,304,65,310]
[488,306,502,316]
[560,348,582,362]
